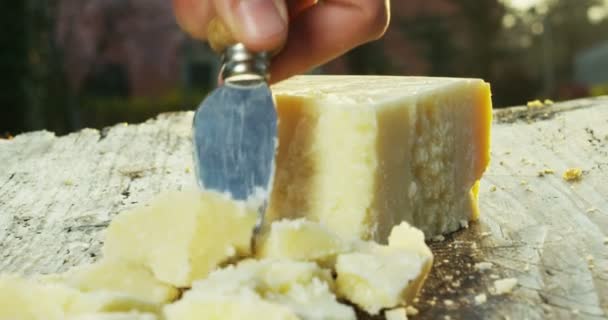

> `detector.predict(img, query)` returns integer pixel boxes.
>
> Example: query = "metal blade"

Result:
[192,80,278,212]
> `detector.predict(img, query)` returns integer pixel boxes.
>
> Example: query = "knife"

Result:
[192,17,278,231]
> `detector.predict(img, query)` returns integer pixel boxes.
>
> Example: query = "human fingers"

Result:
[172,0,215,40]
[270,0,390,83]
[212,0,289,52]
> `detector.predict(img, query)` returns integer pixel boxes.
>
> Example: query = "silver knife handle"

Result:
[221,43,270,83]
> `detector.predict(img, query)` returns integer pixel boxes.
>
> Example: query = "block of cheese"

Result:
[40,259,179,304]
[164,259,355,320]
[335,221,433,315]
[102,190,258,287]
[0,275,160,319]
[256,218,351,267]
[269,76,492,240]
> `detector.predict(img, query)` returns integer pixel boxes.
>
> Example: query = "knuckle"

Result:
[360,0,390,41]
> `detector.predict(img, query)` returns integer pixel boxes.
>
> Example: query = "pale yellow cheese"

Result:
[102,190,258,287]
[256,218,351,267]
[40,259,178,304]
[67,313,157,320]
[269,76,492,240]
[334,221,433,315]
[385,308,408,320]
[164,259,355,320]
[0,275,160,319]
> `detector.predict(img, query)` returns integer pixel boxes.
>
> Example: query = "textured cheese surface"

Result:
[40,259,178,304]
[384,308,408,320]
[102,190,257,287]
[164,259,355,320]
[269,75,492,240]
[335,222,433,315]
[256,218,351,267]
[67,313,157,320]
[0,275,161,319]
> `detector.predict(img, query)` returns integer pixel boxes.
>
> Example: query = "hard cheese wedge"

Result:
[41,259,178,304]
[164,259,355,320]
[102,190,258,287]
[335,221,433,315]
[256,218,351,267]
[269,76,492,240]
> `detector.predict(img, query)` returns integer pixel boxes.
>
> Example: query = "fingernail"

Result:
[236,0,287,40]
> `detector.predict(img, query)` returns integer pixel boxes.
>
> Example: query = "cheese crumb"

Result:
[443,299,454,307]
[493,278,518,295]
[63,179,75,186]
[474,262,493,271]
[432,235,445,242]
[474,293,487,305]
[586,254,594,262]
[544,99,554,105]
[405,306,419,316]
[480,232,492,237]
[385,308,408,320]
[459,220,469,229]
[527,99,544,108]
[537,168,554,177]
[586,207,597,213]
[489,185,497,192]
[562,168,583,182]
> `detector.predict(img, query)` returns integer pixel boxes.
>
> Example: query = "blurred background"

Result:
[1,0,608,136]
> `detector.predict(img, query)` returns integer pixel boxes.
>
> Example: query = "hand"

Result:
[172,0,390,84]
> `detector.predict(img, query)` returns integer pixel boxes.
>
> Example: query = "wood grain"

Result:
[1,97,607,319]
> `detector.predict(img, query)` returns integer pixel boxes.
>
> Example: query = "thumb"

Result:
[213,0,288,52]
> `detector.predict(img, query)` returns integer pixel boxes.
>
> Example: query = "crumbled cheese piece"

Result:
[474,262,493,271]
[543,99,554,105]
[586,207,598,213]
[443,299,454,307]
[184,167,191,173]
[527,99,544,108]
[385,308,408,320]
[405,306,419,316]
[431,235,445,242]
[489,185,497,192]
[562,168,583,182]
[480,232,492,237]
[524,263,530,271]
[493,278,518,295]
[537,168,554,177]
[474,293,487,305]
[519,180,528,185]
[459,220,469,229]
[586,254,594,262]
[63,179,75,186]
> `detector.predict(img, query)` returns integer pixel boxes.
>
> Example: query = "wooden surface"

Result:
[1,97,607,319]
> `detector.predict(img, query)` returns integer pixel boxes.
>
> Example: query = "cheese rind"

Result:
[269,76,492,240]
[102,190,258,287]
[335,222,433,315]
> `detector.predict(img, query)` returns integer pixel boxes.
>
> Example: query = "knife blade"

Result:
[193,19,278,229]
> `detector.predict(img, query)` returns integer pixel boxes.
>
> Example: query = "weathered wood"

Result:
[1,96,607,319]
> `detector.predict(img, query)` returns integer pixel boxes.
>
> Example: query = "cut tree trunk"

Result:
[1,97,607,320]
